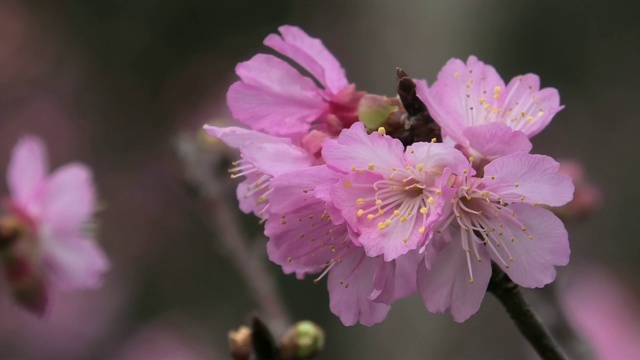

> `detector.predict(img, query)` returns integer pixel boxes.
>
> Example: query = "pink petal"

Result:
[418,233,491,322]
[403,141,471,176]
[40,164,96,233]
[416,79,467,146]
[322,122,404,176]
[392,251,421,300]
[7,135,48,208]
[493,203,569,288]
[202,125,293,149]
[482,152,574,207]
[264,25,348,95]
[266,166,348,278]
[421,56,506,145]
[369,259,396,304]
[265,203,350,278]
[268,165,336,214]
[327,250,391,326]
[227,54,326,135]
[235,174,265,216]
[240,141,314,177]
[42,235,109,290]
[462,122,532,159]
[502,74,563,137]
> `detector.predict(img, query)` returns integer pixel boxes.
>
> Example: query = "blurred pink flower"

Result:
[2,135,108,313]
[418,152,574,322]
[416,56,563,162]
[111,322,220,360]
[560,268,640,360]
[227,25,363,137]
[554,160,603,220]
[322,122,469,261]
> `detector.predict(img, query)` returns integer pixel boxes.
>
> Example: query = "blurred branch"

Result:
[488,264,568,360]
[175,132,290,335]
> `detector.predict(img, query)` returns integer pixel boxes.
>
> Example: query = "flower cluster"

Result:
[0,136,108,314]
[206,25,574,325]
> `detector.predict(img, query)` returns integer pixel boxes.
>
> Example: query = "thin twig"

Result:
[175,133,291,335]
[488,264,568,360]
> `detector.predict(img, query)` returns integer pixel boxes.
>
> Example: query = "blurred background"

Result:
[0,1,638,359]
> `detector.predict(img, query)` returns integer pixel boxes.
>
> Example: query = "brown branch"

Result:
[488,264,568,360]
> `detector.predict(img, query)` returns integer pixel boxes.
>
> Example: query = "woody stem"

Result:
[488,264,568,360]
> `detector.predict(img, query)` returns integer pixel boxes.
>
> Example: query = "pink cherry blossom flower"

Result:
[203,125,315,219]
[416,56,563,161]
[322,122,470,261]
[2,136,108,312]
[265,165,419,326]
[227,25,363,137]
[418,151,574,322]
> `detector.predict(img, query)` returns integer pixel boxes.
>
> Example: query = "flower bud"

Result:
[358,94,401,131]
[279,321,325,360]
[228,325,252,360]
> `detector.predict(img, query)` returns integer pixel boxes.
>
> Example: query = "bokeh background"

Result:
[0,1,638,359]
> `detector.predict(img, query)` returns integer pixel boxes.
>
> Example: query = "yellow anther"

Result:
[526,116,534,123]
[469,156,475,162]
[515,183,520,188]
[405,166,411,170]
[356,209,365,217]
[367,214,375,220]
[351,166,356,172]
[287,257,293,263]
[375,199,383,206]
[469,279,475,284]
[356,198,364,205]
[400,216,407,222]
[533,202,539,206]
[377,222,386,230]
[491,175,496,180]
[419,226,425,234]
[493,86,502,99]
[378,209,384,215]
[368,163,375,170]
[344,180,352,189]
[427,197,435,204]
[393,210,401,217]
[522,226,527,232]
[520,196,525,201]
[402,237,408,243]
[510,237,515,242]
[420,207,429,214]
[454,71,460,77]
[509,256,515,262]
[384,219,391,226]
[431,138,437,143]
[463,169,468,174]
[377,127,386,135]
[417,164,425,171]
[435,189,442,195]
[528,235,534,240]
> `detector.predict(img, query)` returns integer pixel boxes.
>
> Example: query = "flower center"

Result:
[355,165,442,239]
[440,178,535,283]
